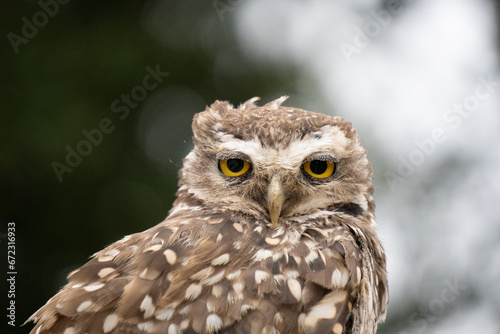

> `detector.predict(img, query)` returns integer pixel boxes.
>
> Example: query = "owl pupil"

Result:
[310,160,327,174]
[227,159,244,172]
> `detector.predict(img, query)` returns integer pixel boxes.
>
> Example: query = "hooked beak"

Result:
[267,174,284,228]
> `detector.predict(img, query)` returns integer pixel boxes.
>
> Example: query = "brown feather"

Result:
[28,97,388,334]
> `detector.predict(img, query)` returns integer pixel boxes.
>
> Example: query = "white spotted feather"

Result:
[28,97,388,334]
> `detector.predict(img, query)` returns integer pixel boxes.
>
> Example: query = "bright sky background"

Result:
[234,0,500,332]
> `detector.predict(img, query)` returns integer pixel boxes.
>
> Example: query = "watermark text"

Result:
[6,222,16,327]
[51,64,169,182]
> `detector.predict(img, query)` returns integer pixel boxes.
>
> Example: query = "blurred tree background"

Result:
[2,0,500,333]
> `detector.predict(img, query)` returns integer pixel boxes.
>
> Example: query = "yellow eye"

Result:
[303,160,335,178]
[219,159,251,177]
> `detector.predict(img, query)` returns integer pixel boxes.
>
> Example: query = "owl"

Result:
[28,97,388,334]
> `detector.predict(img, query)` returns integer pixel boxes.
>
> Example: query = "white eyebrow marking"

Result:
[218,125,348,169]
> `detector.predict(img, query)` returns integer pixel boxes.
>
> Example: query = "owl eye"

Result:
[303,160,336,178]
[219,159,251,177]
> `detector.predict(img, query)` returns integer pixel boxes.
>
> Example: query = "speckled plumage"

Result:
[29,97,388,334]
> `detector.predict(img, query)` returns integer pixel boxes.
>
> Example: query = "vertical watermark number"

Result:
[6,222,16,327]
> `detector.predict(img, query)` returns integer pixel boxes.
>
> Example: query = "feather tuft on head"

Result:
[240,97,261,110]
[263,96,289,109]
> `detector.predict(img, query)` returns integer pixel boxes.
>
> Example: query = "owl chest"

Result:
[154,220,359,333]
[175,219,354,302]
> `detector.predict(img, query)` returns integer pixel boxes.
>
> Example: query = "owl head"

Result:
[177,97,374,227]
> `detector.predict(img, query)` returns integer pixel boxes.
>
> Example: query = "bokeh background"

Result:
[1,0,500,333]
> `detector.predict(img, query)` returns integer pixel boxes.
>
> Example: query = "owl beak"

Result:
[267,174,284,228]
